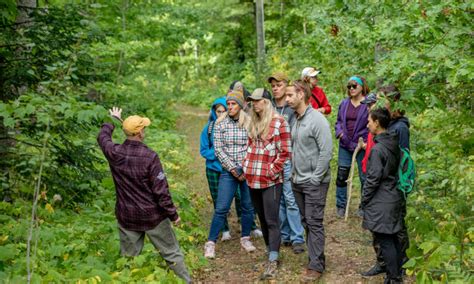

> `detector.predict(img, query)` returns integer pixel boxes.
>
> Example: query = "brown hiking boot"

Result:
[302,268,322,281]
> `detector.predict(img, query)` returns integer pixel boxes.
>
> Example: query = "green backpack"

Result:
[398,147,416,199]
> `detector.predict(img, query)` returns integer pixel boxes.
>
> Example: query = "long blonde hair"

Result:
[248,99,276,140]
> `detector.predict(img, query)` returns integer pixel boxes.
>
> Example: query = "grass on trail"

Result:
[177,105,413,283]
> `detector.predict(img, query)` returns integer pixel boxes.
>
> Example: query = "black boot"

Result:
[361,263,386,277]
[383,277,403,284]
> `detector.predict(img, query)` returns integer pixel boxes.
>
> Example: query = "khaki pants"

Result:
[119,218,191,283]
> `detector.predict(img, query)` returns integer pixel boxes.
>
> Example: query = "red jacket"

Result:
[309,86,332,114]
[362,132,375,174]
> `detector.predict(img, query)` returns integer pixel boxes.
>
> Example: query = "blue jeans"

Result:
[279,161,305,244]
[336,145,366,209]
[208,171,254,242]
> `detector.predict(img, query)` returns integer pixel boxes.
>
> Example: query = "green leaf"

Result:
[0,244,17,261]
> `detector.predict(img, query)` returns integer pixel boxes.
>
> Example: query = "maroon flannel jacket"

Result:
[97,123,178,231]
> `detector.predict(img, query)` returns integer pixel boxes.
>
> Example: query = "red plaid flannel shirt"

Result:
[243,116,291,189]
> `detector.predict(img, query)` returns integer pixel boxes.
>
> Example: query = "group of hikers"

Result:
[97,66,411,284]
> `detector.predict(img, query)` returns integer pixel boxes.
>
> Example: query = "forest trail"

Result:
[176,104,401,283]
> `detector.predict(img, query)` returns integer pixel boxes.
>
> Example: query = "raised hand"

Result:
[109,107,123,122]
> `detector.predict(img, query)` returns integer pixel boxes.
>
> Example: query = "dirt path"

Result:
[176,105,392,283]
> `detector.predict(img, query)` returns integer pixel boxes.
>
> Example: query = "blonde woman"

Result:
[243,88,291,280]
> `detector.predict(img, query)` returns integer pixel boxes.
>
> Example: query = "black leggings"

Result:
[372,231,403,281]
[373,202,410,266]
[250,184,282,253]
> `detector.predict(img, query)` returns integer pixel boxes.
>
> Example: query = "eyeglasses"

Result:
[347,84,358,90]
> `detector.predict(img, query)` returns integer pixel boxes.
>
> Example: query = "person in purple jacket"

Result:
[334,76,370,218]
[97,107,191,283]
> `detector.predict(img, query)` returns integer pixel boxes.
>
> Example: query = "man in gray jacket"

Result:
[285,80,333,281]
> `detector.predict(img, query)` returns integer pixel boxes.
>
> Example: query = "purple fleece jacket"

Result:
[335,98,369,151]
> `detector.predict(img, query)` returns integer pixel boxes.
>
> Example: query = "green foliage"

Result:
[403,109,473,282]
[0,1,208,281]
[0,0,472,282]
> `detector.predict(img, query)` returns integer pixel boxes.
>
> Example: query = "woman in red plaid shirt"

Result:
[243,88,291,280]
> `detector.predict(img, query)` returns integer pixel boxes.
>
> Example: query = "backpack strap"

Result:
[207,121,215,146]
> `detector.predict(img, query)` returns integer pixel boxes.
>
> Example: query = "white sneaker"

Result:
[204,241,215,259]
[251,229,263,238]
[240,236,256,252]
[221,231,232,241]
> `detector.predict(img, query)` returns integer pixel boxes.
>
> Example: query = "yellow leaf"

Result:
[63,253,69,261]
[188,236,195,242]
[145,274,155,281]
[95,276,101,282]
[131,268,141,274]
[45,203,54,213]
[0,235,8,243]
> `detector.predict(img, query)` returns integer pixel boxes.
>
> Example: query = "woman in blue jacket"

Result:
[200,97,241,241]
[334,75,370,218]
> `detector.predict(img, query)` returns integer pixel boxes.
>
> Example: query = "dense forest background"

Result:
[0,0,472,282]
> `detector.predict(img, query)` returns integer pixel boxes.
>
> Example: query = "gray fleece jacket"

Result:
[291,106,333,185]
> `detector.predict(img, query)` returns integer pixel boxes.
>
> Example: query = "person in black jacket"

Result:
[362,85,411,277]
[361,107,403,284]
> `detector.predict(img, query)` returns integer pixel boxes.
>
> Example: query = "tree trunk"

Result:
[1,1,37,201]
[255,0,265,84]
[279,0,284,47]
[116,0,128,82]
[15,0,36,27]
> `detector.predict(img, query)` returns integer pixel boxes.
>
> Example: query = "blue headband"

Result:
[348,76,363,86]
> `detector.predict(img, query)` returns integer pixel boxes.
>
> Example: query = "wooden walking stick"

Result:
[345,137,365,221]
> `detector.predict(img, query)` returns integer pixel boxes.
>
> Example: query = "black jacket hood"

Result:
[374,131,400,155]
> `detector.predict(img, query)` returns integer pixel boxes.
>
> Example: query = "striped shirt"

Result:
[243,116,291,189]
[214,116,248,172]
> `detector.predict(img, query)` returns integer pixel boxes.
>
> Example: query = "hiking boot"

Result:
[384,277,403,284]
[221,231,231,241]
[361,263,386,277]
[204,241,215,259]
[240,236,256,252]
[302,268,322,281]
[251,228,263,238]
[282,240,292,247]
[336,207,345,218]
[260,260,278,280]
[292,243,305,254]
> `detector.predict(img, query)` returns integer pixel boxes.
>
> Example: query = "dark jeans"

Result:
[208,171,254,242]
[293,182,329,272]
[373,231,403,281]
[206,168,242,232]
[336,145,365,209]
[250,184,282,256]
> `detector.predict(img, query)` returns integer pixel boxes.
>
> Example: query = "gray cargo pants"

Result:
[292,182,329,273]
[119,218,191,283]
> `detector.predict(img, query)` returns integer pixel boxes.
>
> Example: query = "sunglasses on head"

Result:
[347,84,358,90]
